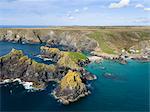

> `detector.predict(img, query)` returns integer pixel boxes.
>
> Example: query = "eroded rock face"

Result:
[0,29,99,51]
[0,49,56,89]
[50,31,99,52]
[40,46,90,70]
[0,48,96,104]
[0,30,41,44]
[40,46,61,62]
[52,70,89,104]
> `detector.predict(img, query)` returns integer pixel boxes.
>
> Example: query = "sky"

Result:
[0,0,150,26]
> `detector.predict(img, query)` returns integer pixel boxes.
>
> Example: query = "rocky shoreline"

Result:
[90,51,150,64]
[0,27,150,104]
[0,45,96,104]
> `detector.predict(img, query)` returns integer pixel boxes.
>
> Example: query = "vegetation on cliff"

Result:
[0,26,150,105]
[0,49,56,89]
[1,27,150,55]
[0,48,95,104]
[60,70,83,89]
[88,29,150,54]
[40,46,89,69]
[53,70,88,104]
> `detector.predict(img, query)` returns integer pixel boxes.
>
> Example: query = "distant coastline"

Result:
[0,25,50,28]
[0,25,150,29]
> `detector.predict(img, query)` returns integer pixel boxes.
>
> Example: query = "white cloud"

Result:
[135,4,144,8]
[68,16,75,20]
[83,7,88,11]
[135,3,150,12]
[134,18,150,23]
[74,9,80,13]
[144,8,150,11]
[109,0,130,8]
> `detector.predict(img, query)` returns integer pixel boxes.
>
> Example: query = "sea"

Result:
[0,41,149,111]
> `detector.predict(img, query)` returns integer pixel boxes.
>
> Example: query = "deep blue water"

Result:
[0,41,149,111]
[0,41,52,65]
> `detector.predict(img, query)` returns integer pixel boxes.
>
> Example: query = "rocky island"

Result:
[0,26,150,104]
[0,45,95,104]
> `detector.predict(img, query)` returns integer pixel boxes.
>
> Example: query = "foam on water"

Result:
[21,82,34,90]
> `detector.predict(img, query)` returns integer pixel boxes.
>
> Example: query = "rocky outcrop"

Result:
[45,31,99,52]
[52,70,90,104]
[0,29,99,51]
[40,46,61,62]
[0,48,96,104]
[0,49,57,89]
[0,30,41,44]
[40,46,90,70]
[1,27,150,54]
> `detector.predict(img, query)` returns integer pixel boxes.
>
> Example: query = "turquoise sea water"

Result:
[0,41,149,111]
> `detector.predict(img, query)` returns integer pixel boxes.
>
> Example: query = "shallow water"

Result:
[0,41,149,111]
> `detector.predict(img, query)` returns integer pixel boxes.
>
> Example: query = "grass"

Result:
[60,70,82,89]
[88,31,115,54]
[87,30,150,54]
[58,52,88,70]
[68,52,88,62]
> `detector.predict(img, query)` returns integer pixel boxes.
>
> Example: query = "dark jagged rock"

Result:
[0,29,99,51]
[0,49,57,89]
[0,48,96,104]
[131,56,150,62]
[40,46,90,70]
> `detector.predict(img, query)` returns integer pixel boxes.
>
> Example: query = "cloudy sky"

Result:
[0,0,149,26]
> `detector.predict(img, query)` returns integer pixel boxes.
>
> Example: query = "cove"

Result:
[0,41,149,111]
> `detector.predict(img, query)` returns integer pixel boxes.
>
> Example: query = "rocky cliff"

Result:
[40,46,89,70]
[0,27,150,54]
[0,26,150,104]
[0,29,99,52]
[52,70,89,104]
[0,49,57,89]
[0,48,96,104]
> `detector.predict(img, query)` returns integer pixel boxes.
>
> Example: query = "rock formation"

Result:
[1,26,150,104]
[0,29,99,51]
[52,70,89,104]
[0,49,56,89]
[0,48,96,104]
[1,27,150,55]
[40,46,90,70]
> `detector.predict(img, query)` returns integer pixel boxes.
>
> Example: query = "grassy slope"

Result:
[68,52,88,62]
[87,28,150,54]
[1,27,150,54]
[88,31,115,54]
[58,51,88,70]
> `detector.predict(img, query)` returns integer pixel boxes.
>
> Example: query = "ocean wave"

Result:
[0,78,35,90]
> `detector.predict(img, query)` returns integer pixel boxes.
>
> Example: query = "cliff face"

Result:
[53,70,89,104]
[0,48,96,104]
[40,46,89,70]
[0,27,150,104]
[0,29,99,52]
[0,27,150,54]
[0,49,56,89]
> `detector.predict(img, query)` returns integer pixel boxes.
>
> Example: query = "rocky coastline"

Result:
[90,51,150,64]
[0,28,149,62]
[0,46,96,104]
[0,27,150,104]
